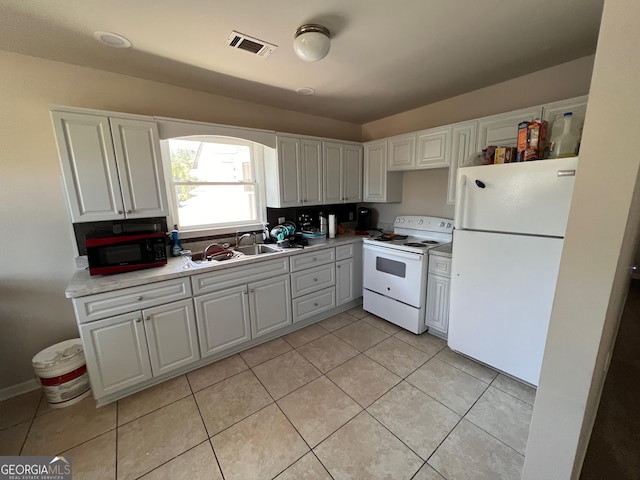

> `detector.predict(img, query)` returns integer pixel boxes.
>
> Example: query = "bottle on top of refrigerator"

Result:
[548,112,580,158]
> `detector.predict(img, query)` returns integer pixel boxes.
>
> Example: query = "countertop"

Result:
[429,243,452,257]
[65,234,365,299]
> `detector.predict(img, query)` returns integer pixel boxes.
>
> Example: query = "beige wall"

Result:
[0,51,361,391]
[522,0,640,478]
[362,56,595,225]
[361,55,595,141]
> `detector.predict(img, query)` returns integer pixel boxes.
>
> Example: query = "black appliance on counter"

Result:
[356,207,372,231]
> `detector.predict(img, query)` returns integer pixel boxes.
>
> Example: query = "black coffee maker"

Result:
[356,207,371,231]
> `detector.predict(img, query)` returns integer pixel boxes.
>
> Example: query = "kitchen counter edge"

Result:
[65,235,365,299]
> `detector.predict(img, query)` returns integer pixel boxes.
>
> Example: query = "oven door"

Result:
[363,244,426,307]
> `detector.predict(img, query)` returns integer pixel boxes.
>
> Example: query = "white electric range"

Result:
[362,215,453,334]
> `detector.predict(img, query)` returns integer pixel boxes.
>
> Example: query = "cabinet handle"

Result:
[126,209,132,214]
[250,289,255,293]
[312,257,317,261]
[135,318,141,323]
[313,278,318,282]
[118,210,124,215]
[314,302,319,307]
[337,265,341,269]
[145,316,151,321]
[243,291,248,295]
[137,296,144,301]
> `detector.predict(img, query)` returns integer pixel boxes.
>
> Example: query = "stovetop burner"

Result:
[404,242,427,247]
[374,237,393,242]
[422,240,439,245]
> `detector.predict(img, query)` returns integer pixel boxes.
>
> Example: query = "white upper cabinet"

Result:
[447,121,477,204]
[51,110,167,223]
[267,135,323,207]
[363,139,403,203]
[476,106,543,151]
[416,126,451,169]
[323,141,363,204]
[387,133,416,171]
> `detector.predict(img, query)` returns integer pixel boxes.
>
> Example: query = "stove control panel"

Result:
[394,216,453,234]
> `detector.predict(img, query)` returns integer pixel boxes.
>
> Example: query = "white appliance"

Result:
[448,156,578,386]
[363,216,453,334]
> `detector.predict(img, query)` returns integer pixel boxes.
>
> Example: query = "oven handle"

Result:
[363,243,424,261]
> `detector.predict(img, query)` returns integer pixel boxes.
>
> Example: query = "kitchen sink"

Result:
[234,244,281,256]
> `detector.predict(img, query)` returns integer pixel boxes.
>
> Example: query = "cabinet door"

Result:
[343,145,363,203]
[276,136,302,207]
[194,285,251,358]
[110,118,168,219]
[300,139,323,205]
[336,258,355,306]
[476,106,542,151]
[387,134,416,171]
[416,126,451,169]
[249,274,292,338]
[143,299,199,376]
[542,95,589,140]
[364,140,402,203]
[79,311,152,398]
[323,141,343,204]
[51,111,125,222]
[425,273,450,338]
[447,121,477,204]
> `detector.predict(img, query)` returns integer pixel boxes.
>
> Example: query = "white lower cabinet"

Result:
[194,285,251,358]
[79,298,198,398]
[426,255,452,339]
[248,275,293,338]
[336,243,362,306]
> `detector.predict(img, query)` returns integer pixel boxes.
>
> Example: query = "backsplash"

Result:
[267,204,358,231]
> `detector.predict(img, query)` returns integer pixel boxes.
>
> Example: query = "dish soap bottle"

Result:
[170,225,182,257]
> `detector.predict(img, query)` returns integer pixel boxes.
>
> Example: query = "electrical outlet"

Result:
[349,212,354,221]
[278,216,285,224]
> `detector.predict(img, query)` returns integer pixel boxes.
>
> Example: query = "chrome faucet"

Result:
[235,231,256,247]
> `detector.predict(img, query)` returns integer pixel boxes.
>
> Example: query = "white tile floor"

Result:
[0,306,536,480]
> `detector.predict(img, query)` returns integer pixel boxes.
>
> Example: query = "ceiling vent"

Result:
[226,31,277,58]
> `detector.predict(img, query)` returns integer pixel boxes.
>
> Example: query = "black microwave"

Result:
[86,232,167,276]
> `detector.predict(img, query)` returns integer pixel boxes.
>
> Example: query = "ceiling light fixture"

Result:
[296,87,315,96]
[293,24,330,62]
[94,31,131,48]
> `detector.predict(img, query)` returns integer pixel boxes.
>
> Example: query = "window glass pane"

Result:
[169,139,252,183]
[175,185,257,227]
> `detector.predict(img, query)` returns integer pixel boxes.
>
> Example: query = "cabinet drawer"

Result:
[290,248,335,272]
[73,278,191,324]
[291,264,335,298]
[428,255,452,277]
[336,243,356,260]
[292,287,336,323]
[192,257,289,295]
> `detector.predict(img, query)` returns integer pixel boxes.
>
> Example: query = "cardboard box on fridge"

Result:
[494,147,516,164]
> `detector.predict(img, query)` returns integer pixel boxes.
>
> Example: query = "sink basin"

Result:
[190,250,235,262]
[234,244,281,256]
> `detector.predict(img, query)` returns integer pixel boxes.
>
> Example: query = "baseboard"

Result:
[0,378,40,402]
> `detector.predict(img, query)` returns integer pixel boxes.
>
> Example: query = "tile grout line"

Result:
[489,375,537,406]
[17,392,42,455]
[129,439,211,480]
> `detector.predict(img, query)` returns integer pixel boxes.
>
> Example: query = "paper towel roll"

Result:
[329,214,336,238]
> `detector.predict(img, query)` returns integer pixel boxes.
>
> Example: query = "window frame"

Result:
[161,136,267,239]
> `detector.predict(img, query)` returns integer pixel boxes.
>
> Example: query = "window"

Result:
[165,136,265,235]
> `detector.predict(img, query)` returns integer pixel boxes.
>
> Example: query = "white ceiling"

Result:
[0,0,604,124]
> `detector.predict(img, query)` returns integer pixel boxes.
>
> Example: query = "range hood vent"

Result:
[226,31,277,58]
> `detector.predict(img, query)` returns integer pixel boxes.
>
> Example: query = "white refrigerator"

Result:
[448,156,578,386]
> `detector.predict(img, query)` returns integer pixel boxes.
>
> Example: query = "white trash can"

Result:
[32,339,91,408]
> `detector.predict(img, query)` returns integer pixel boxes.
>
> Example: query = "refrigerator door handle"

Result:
[557,169,576,177]
[455,174,467,229]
